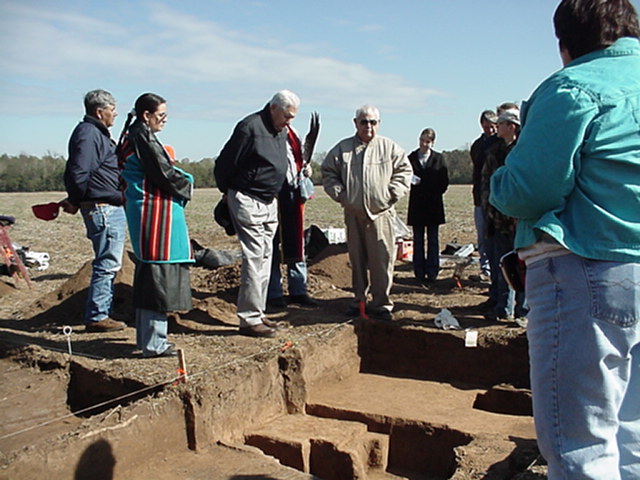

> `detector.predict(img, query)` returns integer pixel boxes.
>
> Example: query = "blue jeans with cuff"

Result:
[136,308,170,357]
[80,204,126,324]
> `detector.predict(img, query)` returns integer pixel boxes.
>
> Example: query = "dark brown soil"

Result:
[0,242,546,479]
[0,187,545,479]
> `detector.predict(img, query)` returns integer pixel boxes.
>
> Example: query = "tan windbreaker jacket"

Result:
[321,135,412,220]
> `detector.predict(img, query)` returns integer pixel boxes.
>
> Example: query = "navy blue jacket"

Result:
[214,104,287,203]
[64,115,122,206]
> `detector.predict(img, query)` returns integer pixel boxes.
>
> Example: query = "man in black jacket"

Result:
[214,90,299,338]
[469,110,498,281]
[61,89,127,333]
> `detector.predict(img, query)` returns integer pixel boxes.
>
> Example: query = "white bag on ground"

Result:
[434,308,461,330]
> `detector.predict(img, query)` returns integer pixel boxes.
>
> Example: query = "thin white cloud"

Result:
[0,2,442,119]
[358,24,384,33]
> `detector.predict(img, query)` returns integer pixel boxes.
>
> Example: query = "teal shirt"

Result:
[490,37,640,262]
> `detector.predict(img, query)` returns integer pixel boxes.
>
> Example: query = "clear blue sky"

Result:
[2,0,639,161]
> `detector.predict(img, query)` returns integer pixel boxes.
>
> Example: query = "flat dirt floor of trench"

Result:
[0,187,547,479]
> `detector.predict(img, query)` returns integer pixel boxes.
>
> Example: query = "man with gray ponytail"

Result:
[62,89,127,333]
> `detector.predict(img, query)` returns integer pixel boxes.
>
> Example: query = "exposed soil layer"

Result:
[0,242,546,479]
[0,186,546,479]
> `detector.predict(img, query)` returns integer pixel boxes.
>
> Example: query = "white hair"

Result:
[269,90,300,110]
[354,104,380,120]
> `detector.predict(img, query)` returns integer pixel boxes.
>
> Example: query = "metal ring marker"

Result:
[63,326,73,356]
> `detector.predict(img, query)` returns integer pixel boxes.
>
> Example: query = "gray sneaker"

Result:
[514,317,528,328]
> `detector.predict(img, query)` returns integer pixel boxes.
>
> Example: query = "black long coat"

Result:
[407,149,449,226]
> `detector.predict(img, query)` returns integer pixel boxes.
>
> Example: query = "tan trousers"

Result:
[344,209,395,312]
[228,189,278,327]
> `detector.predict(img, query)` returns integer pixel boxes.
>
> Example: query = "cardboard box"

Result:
[323,227,346,244]
[396,239,413,262]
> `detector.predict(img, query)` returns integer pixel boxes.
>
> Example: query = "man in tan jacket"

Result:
[322,105,412,320]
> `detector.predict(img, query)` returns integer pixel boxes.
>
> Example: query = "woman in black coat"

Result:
[407,128,449,282]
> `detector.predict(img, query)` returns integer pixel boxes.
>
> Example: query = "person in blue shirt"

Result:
[62,90,127,333]
[490,1,640,478]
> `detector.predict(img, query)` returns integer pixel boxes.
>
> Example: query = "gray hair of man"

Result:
[84,89,116,116]
[354,104,380,120]
[269,89,300,110]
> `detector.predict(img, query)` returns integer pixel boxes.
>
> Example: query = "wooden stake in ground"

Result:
[177,349,188,384]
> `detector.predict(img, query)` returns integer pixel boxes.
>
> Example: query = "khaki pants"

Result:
[228,189,278,327]
[344,209,395,312]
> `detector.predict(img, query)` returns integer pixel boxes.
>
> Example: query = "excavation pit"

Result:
[0,317,539,480]
[0,201,545,479]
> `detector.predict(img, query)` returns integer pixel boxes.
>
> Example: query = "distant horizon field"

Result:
[0,185,476,264]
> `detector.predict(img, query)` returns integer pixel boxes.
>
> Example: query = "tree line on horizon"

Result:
[0,149,472,192]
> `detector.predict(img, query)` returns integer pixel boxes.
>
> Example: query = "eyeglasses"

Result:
[359,119,379,126]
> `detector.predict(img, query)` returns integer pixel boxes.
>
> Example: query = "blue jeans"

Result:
[490,231,527,318]
[80,204,126,324]
[526,252,640,479]
[268,257,308,298]
[474,206,491,276]
[135,308,170,356]
[412,224,440,281]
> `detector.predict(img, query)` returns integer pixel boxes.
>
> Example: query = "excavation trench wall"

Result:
[1,321,531,479]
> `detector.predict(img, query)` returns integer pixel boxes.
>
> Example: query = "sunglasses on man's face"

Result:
[359,119,379,126]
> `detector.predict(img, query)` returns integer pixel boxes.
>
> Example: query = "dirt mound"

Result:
[4,243,354,334]
[0,279,17,297]
[308,243,351,289]
[11,252,136,330]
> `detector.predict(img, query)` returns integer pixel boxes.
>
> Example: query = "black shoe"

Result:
[478,299,497,311]
[371,310,393,321]
[267,297,287,310]
[239,324,276,338]
[288,294,319,307]
[345,305,360,317]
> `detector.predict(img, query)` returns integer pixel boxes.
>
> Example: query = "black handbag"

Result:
[213,198,235,236]
[499,250,526,292]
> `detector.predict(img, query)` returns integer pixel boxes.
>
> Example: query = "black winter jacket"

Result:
[469,133,499,207]
[64,116,123,206]
[407,149,449,226]
[214,104,287,203]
